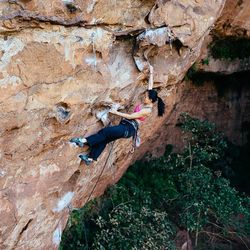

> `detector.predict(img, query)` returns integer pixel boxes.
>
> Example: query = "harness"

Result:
[121,118,140,153]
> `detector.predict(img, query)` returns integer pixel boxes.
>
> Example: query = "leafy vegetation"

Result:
[185,63,198,81]
[60,113,250,250]
[184,37,250,85]
[209,37,250,60]
[201,58,209,65]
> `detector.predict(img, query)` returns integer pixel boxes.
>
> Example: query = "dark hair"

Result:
[147,89,165,116]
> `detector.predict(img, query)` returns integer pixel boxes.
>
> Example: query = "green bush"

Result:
[94,205,175,250]
[174,113,250,239]
[60,113,250,249]
[210,37,250,60]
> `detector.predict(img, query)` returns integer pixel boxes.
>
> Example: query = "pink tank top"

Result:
[133,104,146,122]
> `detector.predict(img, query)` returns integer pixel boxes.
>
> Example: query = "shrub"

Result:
[94,205,175,250]
[209,37,250,60]
[60,114,250,249]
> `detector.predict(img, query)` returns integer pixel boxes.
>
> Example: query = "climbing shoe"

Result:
[70,137,87,147]
[79,154,93,166]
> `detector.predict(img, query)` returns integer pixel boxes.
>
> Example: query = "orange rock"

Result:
[2,0,249,249]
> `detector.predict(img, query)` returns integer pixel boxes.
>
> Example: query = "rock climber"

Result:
[70,65,165,165]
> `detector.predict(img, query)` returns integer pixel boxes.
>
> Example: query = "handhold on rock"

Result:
[57,107,70,120]
[20,0,32,2]
[55,102,71,123]
[95,103,121,126]
[96,109,110,126]
[63,0,79,13]
[133,27,175,72]
[66,3,77,13]
[136,27,174,48]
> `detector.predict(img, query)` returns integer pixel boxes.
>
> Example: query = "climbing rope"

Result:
[82,140,115,249]
[68,116,116,248]
[86,142,115,205]
[66,140,115,248]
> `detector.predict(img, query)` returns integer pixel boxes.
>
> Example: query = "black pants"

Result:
[86,122,135,160]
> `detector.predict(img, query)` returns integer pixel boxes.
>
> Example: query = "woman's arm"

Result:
[148,64,154,90]
[110,108,151,120]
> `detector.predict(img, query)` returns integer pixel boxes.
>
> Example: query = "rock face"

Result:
[214,0,250,37]
[2,0,246,249]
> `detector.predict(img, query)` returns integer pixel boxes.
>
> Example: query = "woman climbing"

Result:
[70,65,165,165]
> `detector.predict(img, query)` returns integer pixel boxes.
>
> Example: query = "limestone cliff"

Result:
[2,0,248,249]
[214,0,250,37]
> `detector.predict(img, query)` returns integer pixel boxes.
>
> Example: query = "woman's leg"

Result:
[79,141,107,165]
[88,141,107,161]
[70,125,125,147]
[78,123,136,164]
[86,124,127,161]
[86,124,127,147]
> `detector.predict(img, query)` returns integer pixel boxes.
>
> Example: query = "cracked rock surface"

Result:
[0,0,242,249]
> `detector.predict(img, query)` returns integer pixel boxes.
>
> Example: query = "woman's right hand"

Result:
[109,109,119,115]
